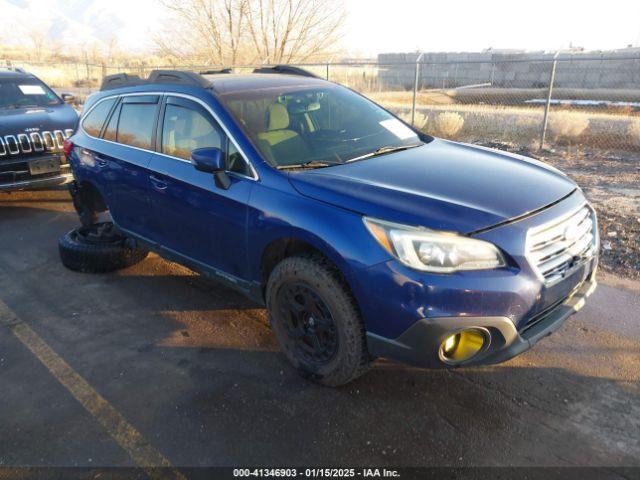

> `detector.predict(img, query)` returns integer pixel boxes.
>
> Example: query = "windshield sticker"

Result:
[19,85,46,95]
[379,119,416,140]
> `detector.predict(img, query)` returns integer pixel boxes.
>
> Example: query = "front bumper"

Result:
[353,189,599,367]
[366,267,597,368]
[0,155,72,192]
[0,172,73,192]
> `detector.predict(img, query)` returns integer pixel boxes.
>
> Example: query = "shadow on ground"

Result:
[0,192,638,468]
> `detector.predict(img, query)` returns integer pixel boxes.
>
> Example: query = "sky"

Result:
[343,0,640,56]
[1,0,639,55]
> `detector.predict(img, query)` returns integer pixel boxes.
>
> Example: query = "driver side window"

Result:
[160,97,252,177]
[161,102,222,160]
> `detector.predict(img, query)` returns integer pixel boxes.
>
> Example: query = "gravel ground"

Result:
[482,143,640,281]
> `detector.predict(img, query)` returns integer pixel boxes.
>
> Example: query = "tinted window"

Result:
[82,98,116,137]
[116,102,158,149]
[0,79,61,109]
[161,103,222,160]
[103,102,120,142]
[220,85,422,167]
[227,141,249,176]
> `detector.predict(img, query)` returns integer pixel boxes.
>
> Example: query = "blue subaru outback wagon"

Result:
[60,67,598,386]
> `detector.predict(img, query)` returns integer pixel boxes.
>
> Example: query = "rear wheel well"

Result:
[71,181,108,227]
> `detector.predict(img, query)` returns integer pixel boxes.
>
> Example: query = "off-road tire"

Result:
[59,225,148,273]
[266,255,370,386]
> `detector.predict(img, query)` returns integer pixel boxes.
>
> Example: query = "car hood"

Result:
[0,104,78,135]
[288,139,577,233]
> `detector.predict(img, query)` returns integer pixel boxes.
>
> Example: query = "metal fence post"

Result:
[411,52,424,126]
[539,52,560,150]
[326,62,330,80]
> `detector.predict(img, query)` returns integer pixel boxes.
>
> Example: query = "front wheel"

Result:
[266,255,370,387]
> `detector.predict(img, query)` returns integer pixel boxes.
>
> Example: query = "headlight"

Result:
[363,217,506,273]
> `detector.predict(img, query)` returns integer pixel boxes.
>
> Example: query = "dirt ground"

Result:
[480,143,640,281]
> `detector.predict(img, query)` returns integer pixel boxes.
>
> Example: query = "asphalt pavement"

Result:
[0,190,638,471]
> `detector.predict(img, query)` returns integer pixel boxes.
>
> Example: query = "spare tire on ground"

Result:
[59,223,149,273]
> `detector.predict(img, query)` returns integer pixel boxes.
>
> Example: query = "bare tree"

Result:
[245,0,344,64]
[27,31,47,61]
[155,0,345,65]
[16,14,52,62]
[157,0,249,64]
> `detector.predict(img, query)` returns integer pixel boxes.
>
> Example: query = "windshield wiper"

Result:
[346,143,423,163]
[277,159,344,170]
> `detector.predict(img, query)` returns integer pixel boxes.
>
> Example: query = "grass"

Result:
[369,92,640,151]
[369,88,640,105]
[627,119,640,146]
[548,111,590,140]
[433,112,465,138]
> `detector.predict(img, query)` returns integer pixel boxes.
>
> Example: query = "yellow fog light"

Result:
[439,328,489,364]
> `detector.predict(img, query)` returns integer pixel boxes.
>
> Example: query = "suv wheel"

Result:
[266,255,370,386]
[59,223,149,273]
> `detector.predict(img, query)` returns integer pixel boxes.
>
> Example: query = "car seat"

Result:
[257,103,310,165]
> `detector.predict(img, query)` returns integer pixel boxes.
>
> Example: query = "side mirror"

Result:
[190,147,230,189]
[61,93,75,105]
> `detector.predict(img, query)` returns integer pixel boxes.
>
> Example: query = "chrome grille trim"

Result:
[17,134,32,153]
[1,130,72,157]
[42,131,55,150]
[526,204,598,286]
[53,130,65,149]
[30,132,44,152]
[5,135,19,154]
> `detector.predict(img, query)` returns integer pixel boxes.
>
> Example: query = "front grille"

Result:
[520,294,569,334]
[526,205,597,286]
[0,129,73,158]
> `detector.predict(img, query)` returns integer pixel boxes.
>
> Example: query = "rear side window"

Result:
[103,103,120,142]
[116,99,159,149]
[82,98,116,137]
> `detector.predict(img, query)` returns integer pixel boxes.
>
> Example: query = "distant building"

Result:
[377,48,640,90]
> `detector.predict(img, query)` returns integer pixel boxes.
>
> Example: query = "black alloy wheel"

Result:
[277,282,339,366]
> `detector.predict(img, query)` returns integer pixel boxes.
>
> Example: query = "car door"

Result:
[96,94,161,238]
[147,95,255,280]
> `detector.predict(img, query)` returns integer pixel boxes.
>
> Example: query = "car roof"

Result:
[0,70,35,80]
[95,73,329,97]
[85,71,333,112]
[206,73,328,95]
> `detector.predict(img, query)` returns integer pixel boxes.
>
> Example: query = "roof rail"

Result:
[100,70,212,91]
[252,65,320,78]
[0,66,27,74]
[147,70,211,88]
[199,68,233,75]
[100,73,144,91]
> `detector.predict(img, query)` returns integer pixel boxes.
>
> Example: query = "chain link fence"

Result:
[4,55,640,156]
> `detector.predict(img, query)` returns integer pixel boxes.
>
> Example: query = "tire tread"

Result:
[266,254,370,386]
[58,228,148,273]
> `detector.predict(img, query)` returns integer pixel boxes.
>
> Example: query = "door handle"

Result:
[94,155,108,167]
[149,175,168,191]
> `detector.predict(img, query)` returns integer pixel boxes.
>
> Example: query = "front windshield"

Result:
[220,84,423,168]
[0,79,62,109]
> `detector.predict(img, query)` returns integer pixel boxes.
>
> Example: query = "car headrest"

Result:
[267,103,290,131]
